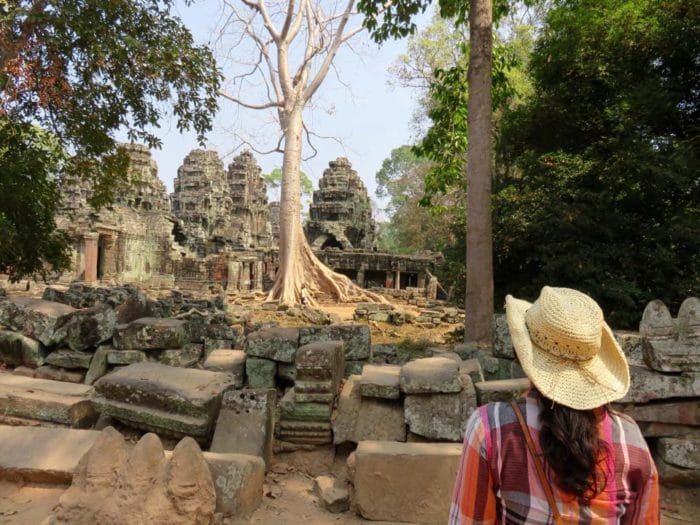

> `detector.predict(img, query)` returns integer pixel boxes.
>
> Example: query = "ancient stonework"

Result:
[305,158,375,251]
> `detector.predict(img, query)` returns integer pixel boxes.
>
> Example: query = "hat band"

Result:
[526,321,596,362]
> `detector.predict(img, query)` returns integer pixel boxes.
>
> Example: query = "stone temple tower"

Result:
[305,157,376,250]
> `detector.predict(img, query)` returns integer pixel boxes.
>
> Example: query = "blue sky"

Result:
[147,0,426,218]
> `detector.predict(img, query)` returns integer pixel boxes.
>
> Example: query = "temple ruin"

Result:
[53,145,441,299]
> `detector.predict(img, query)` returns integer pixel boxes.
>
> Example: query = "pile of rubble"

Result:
[353,302,464,326]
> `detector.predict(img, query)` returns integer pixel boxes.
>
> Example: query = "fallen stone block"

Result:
[355,397,406,442]
[204,349,246,387]
[344,360,365,377]
[0,373,96,427]
[157,344,203,368]
[84,345,110,385]
[299,324,370,360]
[94,362,237,441]
[210,389,276,469]
[404,390,474,442]
[639,299,676,339]
[351,441,462,524]
[636,422,700,438]
[400,357,461,394]
[0,329,48,367]
[53,303,116,351]
[622,366,699,403]
[616,331,644,366]
[657,437,700,470]
[113,317,189,350]
[677,297,700,340]
[617,400,700,426]
[34,365,86,384]
[654,453,700,486]
[280,388,332,421]
[246,357,277,388]
[296,340,345,381]
[360,364,401,399]
[313,475,349,513]
[0,425,100,483]
[0,297,76,346]
[493,314,515,359]
[642,339,700,373]
[106,349,147,365]
[474,378,530,405]
[206,452,265,517]
[246,327,299,363]
[45,348,93,370]
[460,358,484,384]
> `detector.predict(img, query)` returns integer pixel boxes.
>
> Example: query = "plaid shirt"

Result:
[449,391,659,524]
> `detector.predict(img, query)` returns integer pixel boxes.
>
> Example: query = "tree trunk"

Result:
[465,0,494,345]
[267,105,385,306]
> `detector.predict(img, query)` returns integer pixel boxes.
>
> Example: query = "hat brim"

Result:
[505,295,630,410]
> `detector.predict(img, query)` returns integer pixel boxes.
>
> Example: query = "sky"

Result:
[146,0,427,218]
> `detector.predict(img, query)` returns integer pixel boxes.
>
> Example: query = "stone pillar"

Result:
[241,262,251,291]
[228,261,241,291]
[83,233,99,283]
[417,273,426,289]
[356,267,366,288]
[395,270,401,290]
[255,261,264,291]
[101,236,117,279]
[385,271,394,289]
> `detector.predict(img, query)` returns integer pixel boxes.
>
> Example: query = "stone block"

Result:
[246,327,299,363]
[34,365,86,383]
[0,373,96,427]
[246,357,277,388]
[678,297,700,340]
[205,452,265,517]
[460,358,485,384]
[657,437,700,469]
[344,360,365,377]
[204,349,246,387]
[0,426,100,483]
[399,357,461,394]
[107,349,147,365]
[360,364,401,399]
[313,475,349,513]
[615,331,644,366]
[475,378,530,405]
[45,348,93,370]
[0,297,76,346]
[295,379,335,393]
[210,389,276,469]
[333,375,362,444]
[84,345,110,385]
[351,441,462,524]
[53,304,116,351]
[642,339,700,373]
[157,344,203,368]
[296,340,345,381]
[622,365,699,403]
[493,313,515,359]
[404,391,474,442]
[618,400,700,426]
[113,317,189,350]
[371,343,398,363]
[94,362,237,441]
[636,422,700,438]
[355,397,406,442]
[299,324,370,360]
[0,329,48,367]
[428,349,462,364]
[640,300,675,339]
[654,453,700,486]
[280,388,332,421]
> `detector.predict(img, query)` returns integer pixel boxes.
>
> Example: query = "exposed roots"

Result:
[267,240,387,306]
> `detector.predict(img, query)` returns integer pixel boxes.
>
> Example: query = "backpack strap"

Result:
[510,400,564,525]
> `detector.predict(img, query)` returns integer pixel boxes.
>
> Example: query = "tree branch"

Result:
[219,90,282,109]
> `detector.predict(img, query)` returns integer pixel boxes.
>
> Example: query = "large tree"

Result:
[0,0,220,280]
[216,0,385,305]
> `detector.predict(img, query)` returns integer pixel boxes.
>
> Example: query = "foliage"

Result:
[0,117,71,279]
[264,168,313,200]
[0,0,220,279]
[494,0,700,327]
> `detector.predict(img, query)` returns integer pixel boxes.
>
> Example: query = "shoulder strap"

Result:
[510,399,564,525]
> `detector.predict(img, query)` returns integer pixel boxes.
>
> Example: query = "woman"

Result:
[449,286,659,524]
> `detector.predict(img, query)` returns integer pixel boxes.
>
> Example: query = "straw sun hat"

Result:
[505,286,630,410]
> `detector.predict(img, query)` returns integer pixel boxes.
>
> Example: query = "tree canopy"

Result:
[0,0,220,280]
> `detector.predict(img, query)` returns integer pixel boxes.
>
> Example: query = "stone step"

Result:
[0,425,100,483]
[351,441,462,524]
[474,377,530,405]
[0,373,96,427]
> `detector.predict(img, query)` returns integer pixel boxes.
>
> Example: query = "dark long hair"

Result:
[537,391,610,501]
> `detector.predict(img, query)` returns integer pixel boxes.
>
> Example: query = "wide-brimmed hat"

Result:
[505,286,629,410]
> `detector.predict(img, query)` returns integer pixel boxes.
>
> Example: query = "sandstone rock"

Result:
[636,422,700,438]
[404,391,472,442]
[640,299,676,339]
[204,349,246,387]
[280,388,332,421]
[654,453,700,486]
[475,378,530,405]
[210,389,276,469]
[657,437,700,470]
[46,348,93,370]
[0,425,101,484]
[344,360,365,377]
[355,397,406,442]
[206,452,265,516]
[94,362,237,441]
[371,343,398,363]
[360,364,401,399]
[618,400,700,426]
[642,339,700,373]
[313,475,349,513]
[246,357,277,388]
[678,297,700,340]
[0,329,48,367]
[615,331,645,366]
[622,365,699,403]
[54,304,117,351]
[107,348,148,365]
[0,297,76,346]
[299,324,370,360]
[246,327,299,362]
[0,373,96,427]
[428,349,463,364]
[157,345,203,368]
[34,365,86,383]
[351,441,462,524]
[400,357,461,394]
[113,317,189,350]
[493,313,515,359]
[84,345,110,385]
[460,358,485,384]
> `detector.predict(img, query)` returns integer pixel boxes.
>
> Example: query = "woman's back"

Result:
[450,391,659,524]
